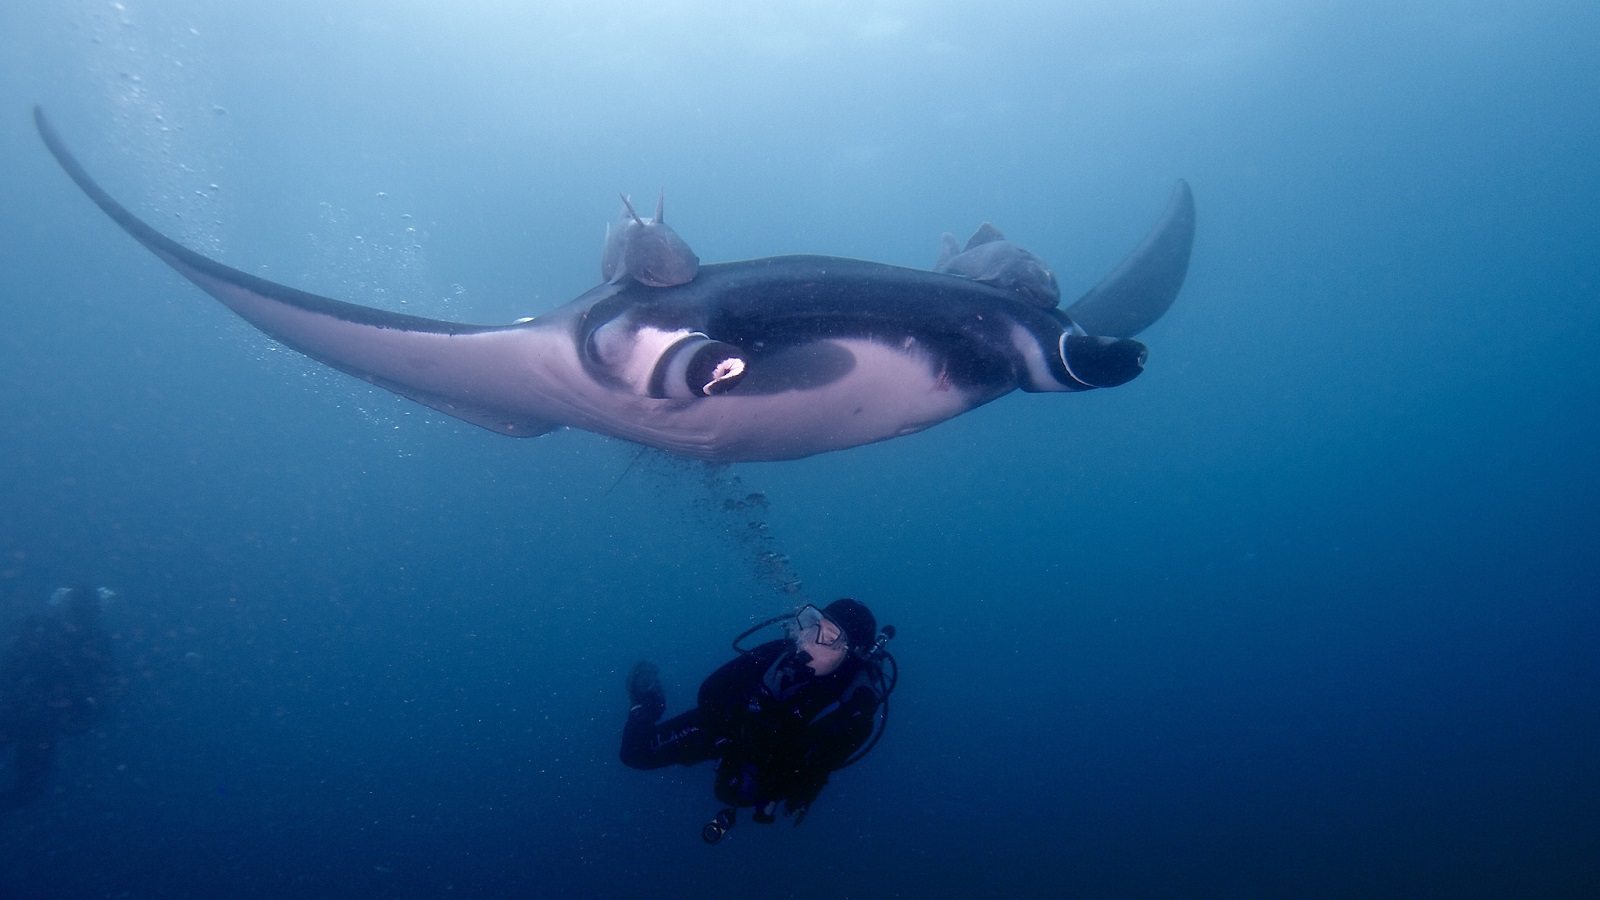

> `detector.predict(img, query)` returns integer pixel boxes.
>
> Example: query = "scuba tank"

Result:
[837,624,897,769]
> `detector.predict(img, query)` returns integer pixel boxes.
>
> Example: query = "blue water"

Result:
[2,2,1596,896]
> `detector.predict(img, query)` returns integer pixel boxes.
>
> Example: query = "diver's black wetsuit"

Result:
[620,639,880,815]
[0,591,123,809]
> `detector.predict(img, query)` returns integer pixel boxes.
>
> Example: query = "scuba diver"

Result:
[0,585,125,809]
[620,598,897,844]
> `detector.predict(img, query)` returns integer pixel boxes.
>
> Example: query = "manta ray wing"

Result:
[1065,179,1196,338]
[34,107,558,438]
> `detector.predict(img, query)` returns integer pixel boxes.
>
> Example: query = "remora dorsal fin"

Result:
[964,222,1006,251]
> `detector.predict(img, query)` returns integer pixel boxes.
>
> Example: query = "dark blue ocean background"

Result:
[2,2,1596,896]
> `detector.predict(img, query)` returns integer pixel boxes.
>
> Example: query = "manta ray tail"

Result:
[1065,180,1196,338]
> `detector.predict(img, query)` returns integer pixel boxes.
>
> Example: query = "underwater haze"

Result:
[2,1,1597,896]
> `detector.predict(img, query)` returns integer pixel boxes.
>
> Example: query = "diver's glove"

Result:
[783,776,824,825]
[626,660,666,722]
[784,796,811,825]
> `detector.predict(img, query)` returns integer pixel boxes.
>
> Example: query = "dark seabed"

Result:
[1,2,1596,897]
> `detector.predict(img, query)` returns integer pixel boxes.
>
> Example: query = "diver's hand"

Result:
[785,797,811,825]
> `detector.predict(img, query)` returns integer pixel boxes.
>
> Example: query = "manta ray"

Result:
[34,107,1195,462]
